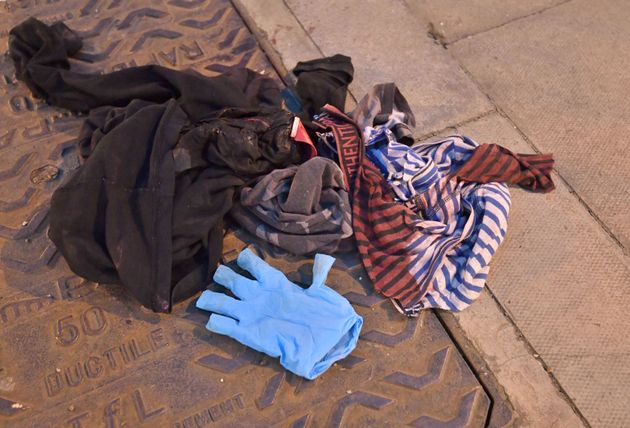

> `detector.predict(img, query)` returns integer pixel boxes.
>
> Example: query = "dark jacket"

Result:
[9,18,304,311]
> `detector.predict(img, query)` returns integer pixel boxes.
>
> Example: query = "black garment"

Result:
[9,18,281,118]
[10,18,302,312]
[293,54,354,123]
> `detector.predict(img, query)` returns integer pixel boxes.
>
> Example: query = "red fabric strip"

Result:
[453,143,555,192]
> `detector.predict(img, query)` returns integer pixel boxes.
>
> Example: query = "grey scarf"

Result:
[230,157,353,255]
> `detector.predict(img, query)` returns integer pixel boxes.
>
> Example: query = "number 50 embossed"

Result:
[55,307,108,346]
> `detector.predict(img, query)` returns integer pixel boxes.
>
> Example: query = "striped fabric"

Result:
[360,134,511,315]
[314,106,553,316]
[454,143,555,192]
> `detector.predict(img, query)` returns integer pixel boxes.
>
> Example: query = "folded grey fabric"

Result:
[350,83,416,145]
[231,157,353,255]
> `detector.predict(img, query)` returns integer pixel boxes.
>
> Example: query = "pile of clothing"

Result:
[8,18,554,379]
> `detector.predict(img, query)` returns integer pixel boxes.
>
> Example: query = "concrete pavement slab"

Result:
[405,0,568,44]
[231,0,321,83]
[456,113,630,427]
[284,0,494,136]
[450,0,630,253]
[450,290,585,428]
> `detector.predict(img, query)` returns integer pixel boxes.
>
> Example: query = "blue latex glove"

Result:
[196,248,363,380]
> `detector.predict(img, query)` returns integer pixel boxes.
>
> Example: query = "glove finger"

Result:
[196,290,246,320]
[213,265,260,300]
[237,248,283,283]
[207,314,240,336]
[311,253,335,289]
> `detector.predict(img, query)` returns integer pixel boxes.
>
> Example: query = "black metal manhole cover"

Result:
[0,1,511,426]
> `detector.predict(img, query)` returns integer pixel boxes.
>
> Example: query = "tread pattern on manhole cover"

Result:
[0,1,497,426]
